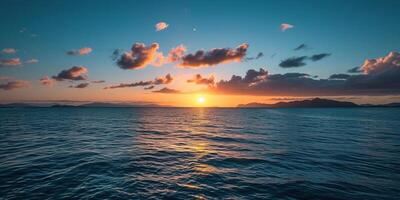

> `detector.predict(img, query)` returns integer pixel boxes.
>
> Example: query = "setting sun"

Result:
[197,96,206,104]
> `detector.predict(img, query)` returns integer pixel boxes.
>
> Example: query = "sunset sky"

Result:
[1,0,400,107]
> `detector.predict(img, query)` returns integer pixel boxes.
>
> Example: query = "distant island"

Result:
[0,102,166,108]
[1,98,400,108]
[238,98,400,108]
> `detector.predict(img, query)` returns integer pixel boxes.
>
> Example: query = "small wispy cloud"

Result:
[26,59,39,64]
[104,74,173,89]
[66,47,92,56]
[0,76,13,81]
[0,80,30,91]
[309,53,331,61]
[280,23,294,31]
[91,80,106,84]
[0,58,22,67]
[347,66,362,73]
[39,76,55,86]
[293,44,308,51]
[279,56,308,68]
[155,22,169,31]
[187,74,215,86]
[69,83,89,89]
[152,87,180,94]
[1,48,17,54]
[245,52,264,61]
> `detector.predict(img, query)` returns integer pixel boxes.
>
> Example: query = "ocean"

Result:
[0,107,399,199]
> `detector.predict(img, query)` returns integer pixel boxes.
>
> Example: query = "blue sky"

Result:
[1,0,400,105]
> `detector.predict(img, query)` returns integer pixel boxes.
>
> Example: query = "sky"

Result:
[0,0,400,107]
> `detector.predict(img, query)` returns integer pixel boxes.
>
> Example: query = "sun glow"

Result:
[196,96,206,105]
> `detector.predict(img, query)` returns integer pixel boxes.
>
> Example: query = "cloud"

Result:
[359,51,399,74]
[117,43,161,69]
[144,85,155,90]
[69,83,89,88]
[269,97,304,101]
[151,45,188,66]
[279,56,308,68]
[52,66,88,81]
[212,52,400,96]
[114,43,250,69]
[39,76,55,86]
[26,59,39,64]
[245,52,264,61]
[167,45,187,62]
[293,44,308,51]
[348,67,362,73]
[309,53,331,61]
[0,58,22,67]
[155,22,169,31]
[91,80,106,83]
[1,48,17,54]
[152,87,180,94]
[0,80,30,90]
[66,47,92,56]
[329,74,351,80]
[153,74,173,85]
[279,53,331,68]
[104,74,173,89]
[280,23,294,31]
[187,74,215,86]
[111,49,123,61]
[0,76,12,81]
[179,43,249,68]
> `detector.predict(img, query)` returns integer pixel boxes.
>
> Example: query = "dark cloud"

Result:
[348,67,362,73]
[0,80,30,90]
[245,52,264,61]
[152,87,180,94]
[179,43,248,68]
[153,74,173,85]
[104,74,173,89]
[269,97,304,101]
[187,74,215,86]
[279,56,308,68]
[69,83,89,88]
[213,52,400,96]
[91,80,106,83]
[279,53,331,68]
[114,43,249,69]
[329,74,351,80]
[52,66,88,81]
[111,49,123,61]
[309,53,331,61]
[293,44,308,51]
[116,43,161,69]
[144,85,155,90]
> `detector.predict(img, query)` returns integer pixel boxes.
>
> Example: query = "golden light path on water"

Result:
[131,108,265,196]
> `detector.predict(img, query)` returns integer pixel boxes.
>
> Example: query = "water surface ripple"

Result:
[1,108,399,199]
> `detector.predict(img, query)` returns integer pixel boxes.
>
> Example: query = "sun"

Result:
[197,96,206,104]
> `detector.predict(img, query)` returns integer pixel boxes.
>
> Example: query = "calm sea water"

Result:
[0,107,399,199]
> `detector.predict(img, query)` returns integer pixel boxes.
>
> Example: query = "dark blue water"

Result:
[0,108,399,199]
